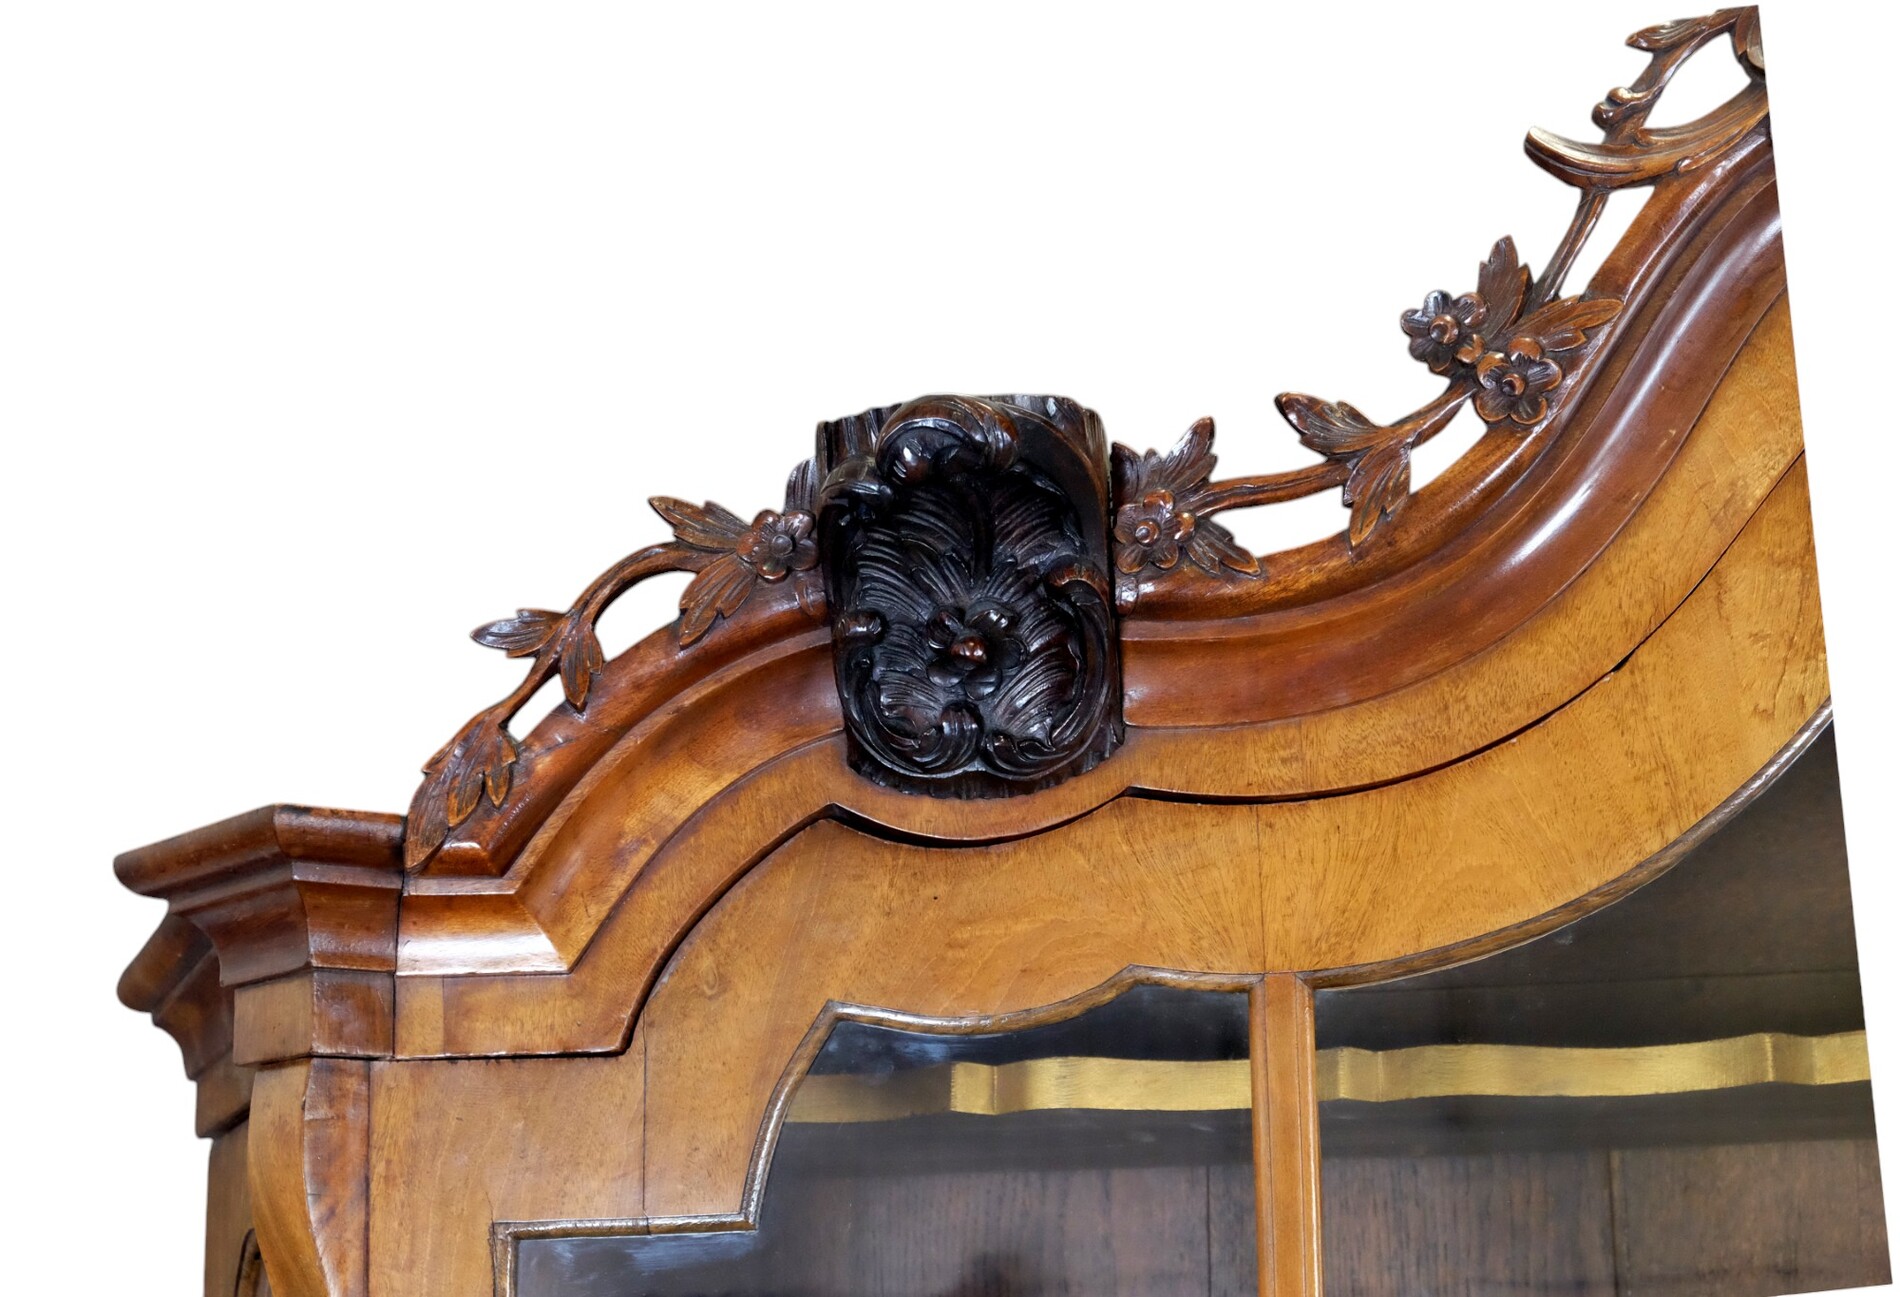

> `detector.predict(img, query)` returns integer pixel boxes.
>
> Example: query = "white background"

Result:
[3,3,1897,1292]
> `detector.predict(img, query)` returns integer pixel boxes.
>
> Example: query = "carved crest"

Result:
[816,396,1122,797]
[389,5,1771,867]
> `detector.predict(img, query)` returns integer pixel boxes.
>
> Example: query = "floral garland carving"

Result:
[1110,6,1765,603]
[1108,237,1623,595]
[1110,419,1259,584]
[1283,237,1621,547]
[404,465,821,871]
[401,7,1771,856]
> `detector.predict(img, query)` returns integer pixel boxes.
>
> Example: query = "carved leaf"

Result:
[1276,395,1388,458]
[1186,522,1260,578]
[1628,12,1726,52]
[404,712,518,872]
[986,648,1076,743]
[1732,9,1764,72]
[678,551,757,646]
[1475,237,1529,331]
[558,620,605,710]
[471,608,563,658]
[649,496,749,552]
[784,458,819,516]
[818,455,892,512]
[1344,440,1412,549]
[405,777,451,873]
[1113,418,1219,505]
[1152,417,1217,495]
[1109,443,1141,504]
[1514,294,1624,353]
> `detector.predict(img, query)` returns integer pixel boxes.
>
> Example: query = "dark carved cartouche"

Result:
[816,395,1122,797]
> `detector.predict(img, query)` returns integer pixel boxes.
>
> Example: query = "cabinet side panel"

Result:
[366,1028,647,1297]
[207,1121,255,1297]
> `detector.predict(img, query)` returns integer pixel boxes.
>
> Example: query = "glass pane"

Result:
[519,983,1258,1296]
[1316,728,1888,1297]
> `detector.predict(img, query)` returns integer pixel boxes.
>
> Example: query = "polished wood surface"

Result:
[107,13,1845,1296]
[133,425,1833,1295]
[370,1032,651,1297]
[251,1060,372,1297]
[627,465,1822,1238]
[1255,977,1321,1297]
[393,289,1803,1003]
[207,1123,257,1297]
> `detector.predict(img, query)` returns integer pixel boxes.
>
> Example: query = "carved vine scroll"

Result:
[1107,6,1766,604]
[403,472,825,871]
[398,6,1770,860]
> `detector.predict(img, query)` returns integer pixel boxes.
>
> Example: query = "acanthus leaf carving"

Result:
[1109,233,1619,582]
[819,395,1121,797]
[1277,396,1385,457]
[658,495,819,647]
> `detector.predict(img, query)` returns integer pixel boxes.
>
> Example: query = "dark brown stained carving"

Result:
[816,395,1122,797]
[402,468,825,872]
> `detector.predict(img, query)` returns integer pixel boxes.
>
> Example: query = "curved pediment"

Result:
[117,7,1806,1066]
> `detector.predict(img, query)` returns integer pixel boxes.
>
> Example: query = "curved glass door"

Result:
[1315,729,1887,1296]
[516,983,1259,1296]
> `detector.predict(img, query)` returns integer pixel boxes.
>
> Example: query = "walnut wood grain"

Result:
[367,1029,650,1297]
[394,307,1809,1047]
[1321,1150,1620,1296]
[622,455,1823,1224]
[388,19,1782,880]
[382,450,1823,1292]
[106,16,1837,1297]
[1122,157,1785,709]
[1320,1140,1887,1297]
[1255,976,1322,1297]
[207,1122,258,1297]
[119,22,1801,1019]
[407,481,824,874]
[250,1060,370,1297]
[118,806,404,1071]
[1608,1139,1890,1294]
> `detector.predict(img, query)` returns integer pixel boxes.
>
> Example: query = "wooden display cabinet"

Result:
[116,9,1890,1295]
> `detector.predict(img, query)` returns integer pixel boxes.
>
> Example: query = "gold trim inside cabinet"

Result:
[785,1030,1872,1123]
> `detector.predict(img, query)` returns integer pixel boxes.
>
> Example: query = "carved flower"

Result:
[1401,290,1489,375]
[1474,337,1563,426]
[734,509,816,582]
[1114,489,1197,574]
[923,603,1024,702]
